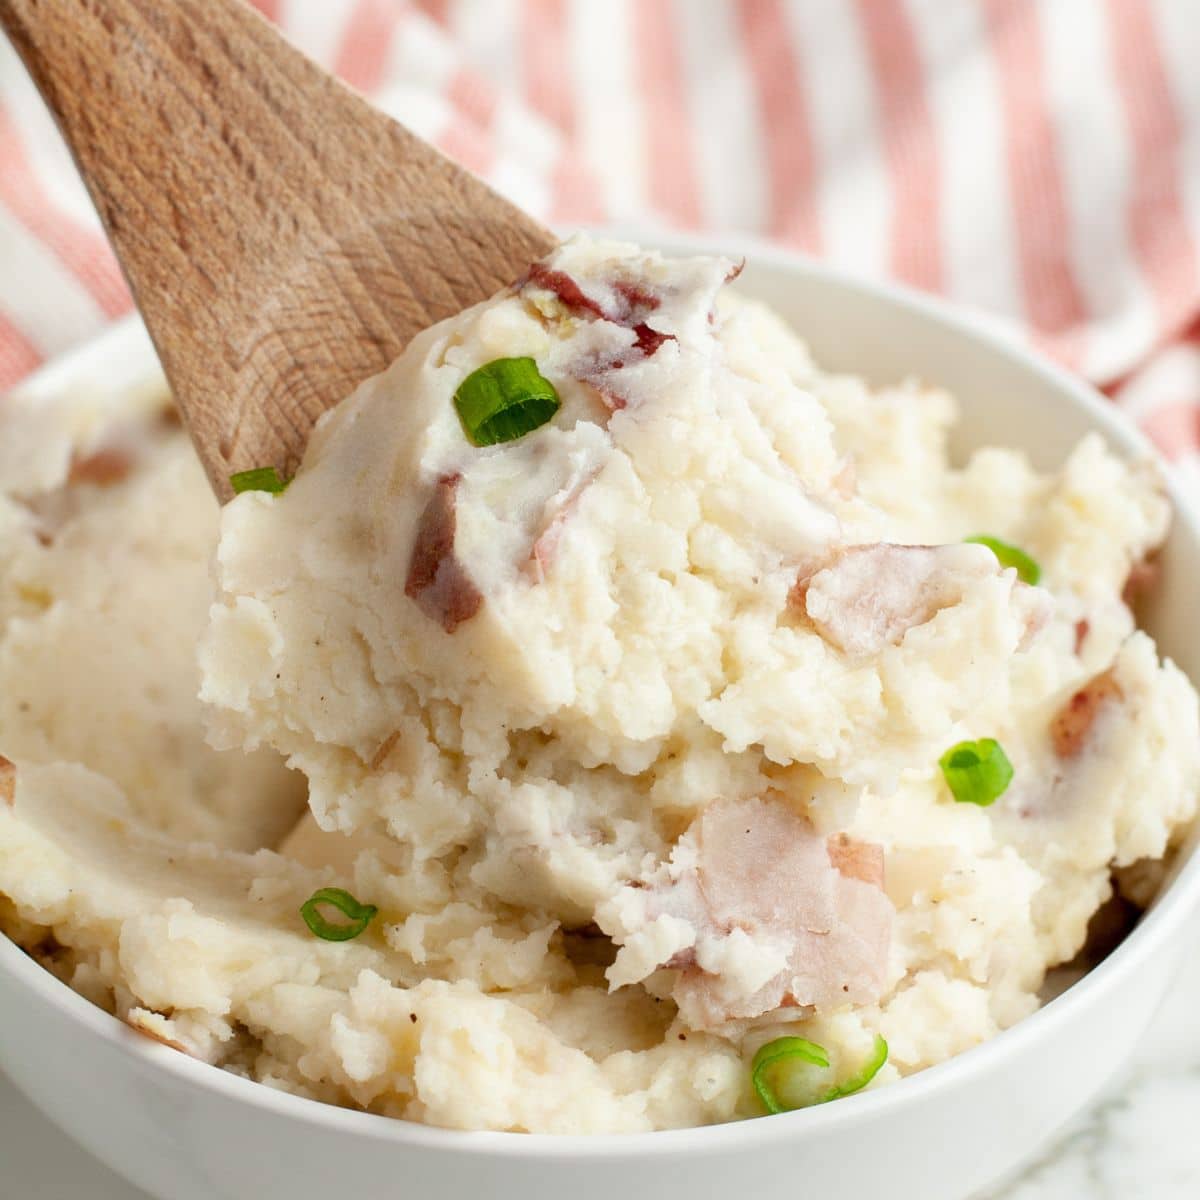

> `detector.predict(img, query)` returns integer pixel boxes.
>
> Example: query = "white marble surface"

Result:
[3,926,1198,1200]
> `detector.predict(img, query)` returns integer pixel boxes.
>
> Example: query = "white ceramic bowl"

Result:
[2,234,1199,1200]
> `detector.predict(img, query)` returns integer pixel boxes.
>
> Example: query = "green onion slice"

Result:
[965,535,1041,585]
[229,466,289,495]
[822,1034,889,1101]
[939,737,1014,806]
[752,1037,830,1114]
[752,1034,889,1114]
[300,887,378,942]
[453,357,560,447]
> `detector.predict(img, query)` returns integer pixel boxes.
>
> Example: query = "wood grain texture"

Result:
[0,0,556,498]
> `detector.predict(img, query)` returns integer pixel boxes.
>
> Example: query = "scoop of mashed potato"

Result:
[1,237,1197,1133]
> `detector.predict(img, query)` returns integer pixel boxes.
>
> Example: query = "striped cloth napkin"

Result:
[1,0,1197,492]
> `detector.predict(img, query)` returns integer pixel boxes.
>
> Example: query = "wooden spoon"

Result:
[0,0,556,499]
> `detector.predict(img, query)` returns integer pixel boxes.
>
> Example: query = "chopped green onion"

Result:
[939,738,1014,806]
[965,535,1040,585]
[752,1034,889,1114]
[229,466,289,495]
[752,1037,829,1114]
[453,357,560,447]
[822,1034,889,1101]
[300,887,378,942]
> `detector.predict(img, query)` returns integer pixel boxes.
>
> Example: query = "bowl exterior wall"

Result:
[0,935,1176,1200]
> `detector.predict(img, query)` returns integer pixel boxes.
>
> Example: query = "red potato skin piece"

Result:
[0,755,14,806]
[788,544,961,656]
[826,833,884,887]
[1050,668,1123,759]
[705,258,744,327]
[527,465,602,581]
[404,474,483,634]
[525,262,606,318]
[791,542,1049,657]
[787,544,933,616]
[589,382,628,413]
[123,1014,190,1056]
[370,731,401,771]
[524,260,676,361]
[787,563,821,611]
[529,489,585,579]
[530,512,570,580]
[613,280,662,313]
[68,447,135,487]
[665,947,699,971]
[632,323,672,356]
[1074,618,1090,655]
[644,799,891,1025]
[1123,557,1160,607]
[831,459,857,499]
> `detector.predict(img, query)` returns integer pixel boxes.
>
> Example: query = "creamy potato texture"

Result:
[1,238,1197,1132]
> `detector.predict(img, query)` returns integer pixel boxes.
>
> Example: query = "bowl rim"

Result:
[3,230,1200,1160]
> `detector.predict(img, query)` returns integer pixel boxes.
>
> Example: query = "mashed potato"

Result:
[0,238,1196,1132]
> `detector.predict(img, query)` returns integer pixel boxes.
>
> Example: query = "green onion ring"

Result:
[229,466,290,495]
[300,887,378,942]
[939,738,1014,806]
[965,535,1041,585]
[453,357,561,447]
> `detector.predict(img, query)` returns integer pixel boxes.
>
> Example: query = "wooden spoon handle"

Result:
[0,0,555,497]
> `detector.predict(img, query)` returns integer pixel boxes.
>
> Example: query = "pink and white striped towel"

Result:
[2,0,1198,492]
